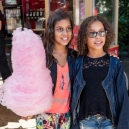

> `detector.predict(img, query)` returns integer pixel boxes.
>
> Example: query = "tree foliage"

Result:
[118,0,129,49]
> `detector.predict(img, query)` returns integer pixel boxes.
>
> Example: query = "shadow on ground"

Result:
[0,104,21,127]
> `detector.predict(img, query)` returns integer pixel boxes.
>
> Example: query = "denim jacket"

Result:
[71,56,129,129]
[46,48,77,94]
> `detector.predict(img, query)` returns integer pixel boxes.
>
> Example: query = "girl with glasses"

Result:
[71,15,129,129]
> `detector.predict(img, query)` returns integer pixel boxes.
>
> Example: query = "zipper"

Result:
[104,90,115,126]
[73,87,83,125]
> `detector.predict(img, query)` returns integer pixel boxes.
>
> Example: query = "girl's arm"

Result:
[70,57,82,129]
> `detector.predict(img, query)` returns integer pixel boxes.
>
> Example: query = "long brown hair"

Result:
[44,9,74,68]
[77,15,115,56]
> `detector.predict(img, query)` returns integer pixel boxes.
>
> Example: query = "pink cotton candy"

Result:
[0,28,53,117]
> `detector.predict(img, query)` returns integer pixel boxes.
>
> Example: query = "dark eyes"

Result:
[55,27,72,32]
[56,28,63,32]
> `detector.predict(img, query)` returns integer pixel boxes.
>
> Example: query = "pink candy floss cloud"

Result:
[0,28,53,117]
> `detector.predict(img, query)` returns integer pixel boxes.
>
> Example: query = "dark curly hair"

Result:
[44,9,74,68]
[77,15,115,56]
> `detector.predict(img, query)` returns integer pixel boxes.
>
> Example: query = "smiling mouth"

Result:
[94,41,102,44]
[62,38,68,41]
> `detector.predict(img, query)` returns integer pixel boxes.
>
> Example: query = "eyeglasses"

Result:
[55,27,72,33]
[87,30,107,38]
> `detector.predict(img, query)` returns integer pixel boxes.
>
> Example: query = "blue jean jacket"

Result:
[71,56,129,129]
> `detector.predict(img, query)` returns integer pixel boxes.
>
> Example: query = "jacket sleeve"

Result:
[0,32,11,81]
[70,58,81,129]
[70,120,80,129]
[73,57,80,80]
[115,62,129,129]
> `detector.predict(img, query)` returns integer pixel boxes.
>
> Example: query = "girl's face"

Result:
[86,21,106,52]
[54,18,72,47]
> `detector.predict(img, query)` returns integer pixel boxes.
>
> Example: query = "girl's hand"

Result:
[21,115,33,121]
[110,53,119,59]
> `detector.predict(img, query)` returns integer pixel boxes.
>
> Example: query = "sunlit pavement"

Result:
[0,119,36,129]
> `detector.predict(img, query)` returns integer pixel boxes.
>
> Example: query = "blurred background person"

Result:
[0,9,11,81]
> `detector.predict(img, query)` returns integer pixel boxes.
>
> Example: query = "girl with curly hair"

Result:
[71,15,129,129]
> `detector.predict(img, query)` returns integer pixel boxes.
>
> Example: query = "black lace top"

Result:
[78,53,112,121]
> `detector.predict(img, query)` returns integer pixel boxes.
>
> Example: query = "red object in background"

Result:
[94,7,98,16]
[50,0,57,11]
[50,0,69,11]
[22,0,30,15]
[30,20,35,29]
[22,0,45,13]
[108,45,119,56]
[70,25,80,50]
[29,0,45,10]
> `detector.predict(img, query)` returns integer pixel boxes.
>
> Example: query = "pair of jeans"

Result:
[79,115,114,129]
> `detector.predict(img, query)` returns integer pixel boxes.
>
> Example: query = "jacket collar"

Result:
[102,56,117,89]
[75,56,86,87]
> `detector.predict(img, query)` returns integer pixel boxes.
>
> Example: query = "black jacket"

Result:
[46,48,77,94]
[0,31,11,80]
